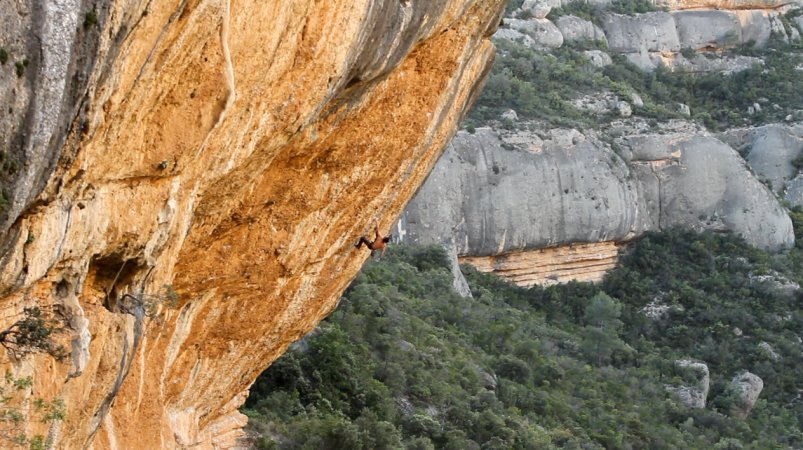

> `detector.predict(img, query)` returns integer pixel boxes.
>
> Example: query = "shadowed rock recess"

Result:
[0,0,505,447]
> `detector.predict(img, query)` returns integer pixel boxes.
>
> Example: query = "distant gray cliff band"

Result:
[398,128,793,256]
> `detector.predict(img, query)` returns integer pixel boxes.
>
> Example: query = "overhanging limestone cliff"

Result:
[0,0,505,448]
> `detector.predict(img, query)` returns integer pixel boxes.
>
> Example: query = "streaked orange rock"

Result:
[0,0,505,448]
[461,242,622,286]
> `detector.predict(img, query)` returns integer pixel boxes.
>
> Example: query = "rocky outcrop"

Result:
[719,124,803,205]
[601,12,681,54]
[619,133,793,251]
[769,13,791,41]
[641,295,683,319]
[758,341,782,360]
[789,21,801,41]
[0,0,102,234]
[657,0,793,9]
[400,126,793,284]
[571,92,621,115]
[555,16,608,45]
[734,10,773,47]
[665,360,710,408]
[673,11,744,49]
[584,50,614,67]
[506,18,564,48]
[443,240,474,297]
[659,53,764,74]
[595,10,774,70]
[794,16,803,35]
[749,270,801,295]
[0,0,506,448]
[601,10,776,70]
[729,371,764,418]
[492,5,799,72]
[494,28,538,47]
[786,175,803,206]
[518,0,561,19]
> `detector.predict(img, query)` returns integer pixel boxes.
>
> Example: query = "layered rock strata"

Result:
[460,242,621,286]
[0,0,505,448]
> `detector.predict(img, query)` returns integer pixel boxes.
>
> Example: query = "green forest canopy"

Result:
[244,229,803,449]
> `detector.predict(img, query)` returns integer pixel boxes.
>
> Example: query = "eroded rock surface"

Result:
[601,12,681,54]
[730,371,764,418]
[398,128,643,257]
[506,18,564,48]
[555,16,608,44]
[719,124,803,205]
[673,11,744,49]
[665,360,710,408]
[619,133,793,251]
[518,0,561,19]
[0,0,506,448]
[0,0,102,234]
[460,242,621,286]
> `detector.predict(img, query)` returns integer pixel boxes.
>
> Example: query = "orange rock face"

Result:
[0,0,505,447]
[460,242,622,287]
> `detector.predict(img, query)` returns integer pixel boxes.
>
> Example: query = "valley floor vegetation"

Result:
[243,228,803,449]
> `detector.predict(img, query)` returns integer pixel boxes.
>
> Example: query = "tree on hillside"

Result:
[580,293,629,366]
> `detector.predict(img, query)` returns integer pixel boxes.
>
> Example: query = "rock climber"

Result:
[354,223,391,258]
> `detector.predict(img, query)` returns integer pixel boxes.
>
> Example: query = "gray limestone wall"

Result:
[398,129,645,256]
[621,134,793,250]
[672,11,743,49]
[400,127,794,255]
[719,124,803,206]
[0,0,116,234]
[498,7,801,71]
[601,12,681,53]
